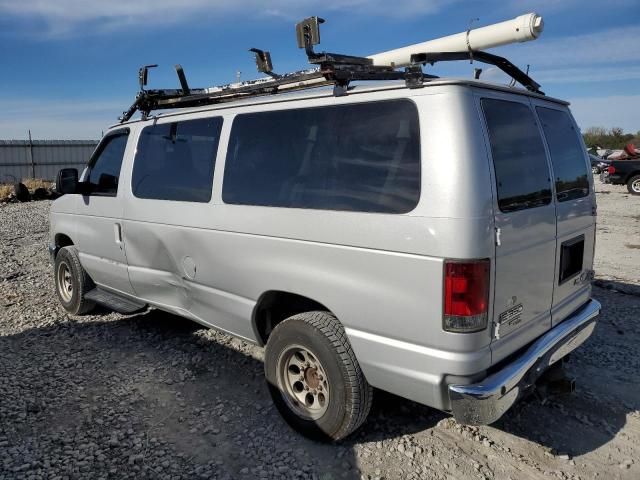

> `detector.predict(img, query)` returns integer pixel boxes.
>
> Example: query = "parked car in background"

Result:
[608,159,640,195]
[589,154,610,174]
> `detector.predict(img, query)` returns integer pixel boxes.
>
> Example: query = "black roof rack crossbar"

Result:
[410,50,543,94]
[118,65,437,122]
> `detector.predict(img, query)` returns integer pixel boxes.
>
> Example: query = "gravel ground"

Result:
[0,181,639,480]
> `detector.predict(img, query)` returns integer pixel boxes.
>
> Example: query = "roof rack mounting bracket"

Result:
[404,65,424,89]
[296,16,324,59]
[410,50,543,94]
[175,64,191,95]
[138,64,158,90]
[249,48,280,78]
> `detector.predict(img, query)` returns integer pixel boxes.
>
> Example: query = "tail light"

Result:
[608,166,616,175]
[443,259,490,333]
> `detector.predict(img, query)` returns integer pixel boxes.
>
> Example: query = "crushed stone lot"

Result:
[1,181,639,480]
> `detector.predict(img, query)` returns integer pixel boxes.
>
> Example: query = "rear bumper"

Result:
[608,174,625,185]
[448,298,600,425]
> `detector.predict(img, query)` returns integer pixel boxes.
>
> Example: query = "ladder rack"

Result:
[118,16,543,123]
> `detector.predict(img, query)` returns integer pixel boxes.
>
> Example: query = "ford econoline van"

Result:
[49,78,600,440]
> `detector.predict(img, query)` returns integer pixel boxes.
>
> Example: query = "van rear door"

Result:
[478,93,557,360]
[533,102,595,326]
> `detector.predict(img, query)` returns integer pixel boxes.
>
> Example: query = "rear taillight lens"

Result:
[443,259,490,333]
[608,166,616,175]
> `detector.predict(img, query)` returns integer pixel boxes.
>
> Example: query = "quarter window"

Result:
[87,131,129,196]
[536,107,590,202]
[132,117,223,202]
[222,100,421,214]
[482,99,552,213]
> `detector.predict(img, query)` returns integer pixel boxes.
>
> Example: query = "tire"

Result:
[54,246,96,315]
[627,175,640,195]
[32,187,48,200]
[264,311,372,441]
[14,183,30,202]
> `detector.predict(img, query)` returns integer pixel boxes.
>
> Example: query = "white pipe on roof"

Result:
[367,13,544,68]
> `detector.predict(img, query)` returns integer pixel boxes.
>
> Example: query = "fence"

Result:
[0,140,99,182]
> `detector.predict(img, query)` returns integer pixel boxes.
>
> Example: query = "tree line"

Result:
[582,127,640,150]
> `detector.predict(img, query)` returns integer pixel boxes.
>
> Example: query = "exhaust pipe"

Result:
[368,12,544,68]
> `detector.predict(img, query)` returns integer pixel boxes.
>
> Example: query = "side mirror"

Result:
[56,168,78,195]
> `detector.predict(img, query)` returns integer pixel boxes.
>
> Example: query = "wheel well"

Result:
[54,234,74,257]
[253,291,331,346]
[627,171,640,182]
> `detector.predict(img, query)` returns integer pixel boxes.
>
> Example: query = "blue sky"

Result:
[0,0,638,139]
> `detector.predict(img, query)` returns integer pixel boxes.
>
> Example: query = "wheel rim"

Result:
[57,261,73,302]
[632,179,640,193]
[276,345,330,420]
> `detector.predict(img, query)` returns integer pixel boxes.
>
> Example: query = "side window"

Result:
[536,107,589,202]
[87,131,129,196]
[222,100,420,214]
[482,99,552,213]
[132,117,222,202]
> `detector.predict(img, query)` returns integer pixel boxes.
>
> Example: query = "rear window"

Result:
[482,99,552,213]
[536,107,590,202]
[222,99,420,214]
[132,117,222,202]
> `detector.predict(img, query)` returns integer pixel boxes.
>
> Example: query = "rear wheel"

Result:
[627,175,640,195]
[54,246,96,315]
[264,311,372,441]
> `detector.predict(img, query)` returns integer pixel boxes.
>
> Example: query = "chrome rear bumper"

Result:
[448,299,600,425]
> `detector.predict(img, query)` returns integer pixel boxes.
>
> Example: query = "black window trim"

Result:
[84,128,130,198]
[221,98,422,215]
[534,105,590,203]
[480,96,554,214]
[131,116,224,203]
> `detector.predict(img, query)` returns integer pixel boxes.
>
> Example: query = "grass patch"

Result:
[0,178,54,201]
[0,184,13,200]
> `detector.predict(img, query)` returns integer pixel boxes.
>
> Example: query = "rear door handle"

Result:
[114,223,122,244]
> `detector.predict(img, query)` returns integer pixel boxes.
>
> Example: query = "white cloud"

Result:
[569,95,640,133]
[0,0,457,36]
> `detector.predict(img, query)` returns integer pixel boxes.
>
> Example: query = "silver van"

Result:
[49,77,600,440]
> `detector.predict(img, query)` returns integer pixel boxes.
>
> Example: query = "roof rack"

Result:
[118,16,543,123]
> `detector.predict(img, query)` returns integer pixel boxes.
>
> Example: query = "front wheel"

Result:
[264,311,372,441]
[54,246,96,315]
[627,175,640,195]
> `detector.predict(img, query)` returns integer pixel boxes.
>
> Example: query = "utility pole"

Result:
[27,129,35,179]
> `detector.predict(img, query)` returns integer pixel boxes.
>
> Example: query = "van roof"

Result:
[111,78,568,129]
